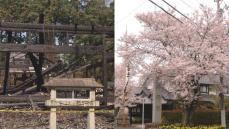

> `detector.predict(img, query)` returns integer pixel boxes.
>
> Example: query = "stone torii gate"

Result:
[44,78,103,129]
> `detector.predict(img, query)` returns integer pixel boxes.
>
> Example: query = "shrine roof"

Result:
[44,78,103,88]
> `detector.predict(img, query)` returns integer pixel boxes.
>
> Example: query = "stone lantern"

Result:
[44,78,103,129]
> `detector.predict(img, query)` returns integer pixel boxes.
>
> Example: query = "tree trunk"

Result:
[182,102,194,126]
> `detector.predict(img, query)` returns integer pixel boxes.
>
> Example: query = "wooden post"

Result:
[3,31,12,95]
[102,34,108,106]
[3,52,10,95]
[50,89,56,129]
[37,13,45,91]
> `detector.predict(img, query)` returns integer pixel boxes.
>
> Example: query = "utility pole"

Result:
[215,0,226,127]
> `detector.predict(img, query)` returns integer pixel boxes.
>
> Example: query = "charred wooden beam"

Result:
[0,61,63,94]
[0,102,45,107]
[3,52,10,95]
[9,63,31,69]
[0,95,48,103]
[3,31,12,95]
[0,22,114,35]
[102,34,108,106]
[33,13,45,92]
[0,43,103,54]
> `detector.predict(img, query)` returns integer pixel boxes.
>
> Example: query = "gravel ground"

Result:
[0,112,114,129]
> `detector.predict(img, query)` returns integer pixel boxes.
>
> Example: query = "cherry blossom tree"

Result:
[119,6,229,125]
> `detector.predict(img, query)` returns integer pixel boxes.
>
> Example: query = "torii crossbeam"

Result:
[0,43,102,55]
[0,22,114,35]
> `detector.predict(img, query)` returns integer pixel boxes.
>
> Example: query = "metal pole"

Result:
[142,98,145,129]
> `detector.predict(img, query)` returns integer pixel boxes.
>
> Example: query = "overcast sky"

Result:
[115,0,229,63]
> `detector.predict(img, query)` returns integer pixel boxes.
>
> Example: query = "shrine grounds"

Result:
[0,111,114,129]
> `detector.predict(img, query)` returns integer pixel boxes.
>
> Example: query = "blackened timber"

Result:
[0,95,48,103]
[0,61,63,94]
[35,13,45,91]
[3,52,10,95]
[0,22,114,35]
[0,43,103,54]
[9,63,31,69]
[0,102,45,107]
[3,31,12,95]
[102,34,108,106]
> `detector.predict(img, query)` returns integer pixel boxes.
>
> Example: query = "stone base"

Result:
[145,123,161,129]
[116,107,130,127]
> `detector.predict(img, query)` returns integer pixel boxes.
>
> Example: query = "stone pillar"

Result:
[87,90,96,129]
[90,90,95,101]
[116,107,130,127]
[152,76,161,123]
[50,108,57,129]
[50,89,57,129]
[88,108,95,129]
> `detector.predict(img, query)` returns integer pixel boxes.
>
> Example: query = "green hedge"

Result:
[159,125,223,129]
[162,111,223,125]
[162,111,182,124]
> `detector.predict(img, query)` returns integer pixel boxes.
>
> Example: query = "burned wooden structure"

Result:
[0,43,102,54]
[0,22,113,35]
[0,21,114,106]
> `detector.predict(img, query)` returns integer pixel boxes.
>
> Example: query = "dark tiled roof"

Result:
[44,78,103,88]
